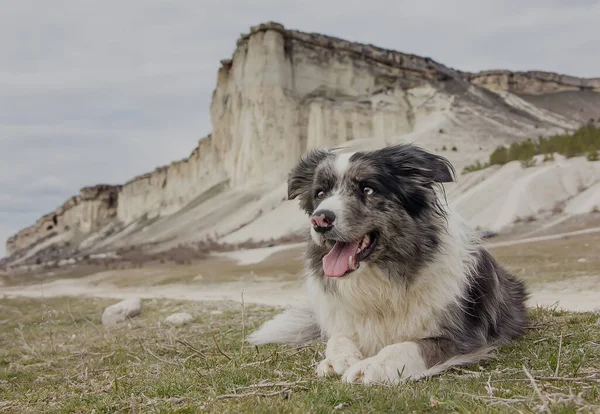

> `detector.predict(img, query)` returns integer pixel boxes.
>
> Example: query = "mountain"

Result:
[5,22,600,266]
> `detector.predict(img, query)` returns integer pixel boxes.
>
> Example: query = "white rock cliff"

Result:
[5,22,600,261]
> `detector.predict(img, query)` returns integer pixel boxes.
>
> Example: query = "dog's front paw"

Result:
[341,356,395,385]
[341,342,427,385]
[316,354,362,377]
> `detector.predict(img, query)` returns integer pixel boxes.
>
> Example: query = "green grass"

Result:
[0,296,599,413]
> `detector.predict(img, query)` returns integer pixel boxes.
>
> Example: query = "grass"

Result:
[1,296,599,413]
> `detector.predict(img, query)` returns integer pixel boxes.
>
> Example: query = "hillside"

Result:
[4,21,600,267]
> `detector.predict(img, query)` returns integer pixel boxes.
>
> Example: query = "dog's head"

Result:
[288,144,455,278]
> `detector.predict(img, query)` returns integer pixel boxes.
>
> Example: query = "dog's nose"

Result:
[311,210,336,232]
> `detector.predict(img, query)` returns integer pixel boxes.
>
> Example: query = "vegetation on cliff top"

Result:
[463,124,600,174]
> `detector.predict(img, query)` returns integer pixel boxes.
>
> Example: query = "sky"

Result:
[1,0,600,256]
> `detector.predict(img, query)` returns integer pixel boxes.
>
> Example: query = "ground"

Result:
[1,216,600,412]
[0,296,599,413]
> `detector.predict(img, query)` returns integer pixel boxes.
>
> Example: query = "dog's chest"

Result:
[308,264,452,357]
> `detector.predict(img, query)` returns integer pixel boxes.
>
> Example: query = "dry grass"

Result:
[0,296,599,413]
[490,232,600,287]
[1,238,306,289]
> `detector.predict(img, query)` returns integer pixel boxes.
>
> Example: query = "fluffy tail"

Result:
[417,346,498,380]
[247,304,322,346]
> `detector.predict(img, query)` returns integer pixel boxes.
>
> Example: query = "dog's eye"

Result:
[316,190,325,199]
[363,187,374,196]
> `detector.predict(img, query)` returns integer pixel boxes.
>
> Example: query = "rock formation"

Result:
[467,70,600,95]
[6,185,120,256]
[5,22,600,263]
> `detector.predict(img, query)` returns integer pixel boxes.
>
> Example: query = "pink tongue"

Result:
[322,240,360,277]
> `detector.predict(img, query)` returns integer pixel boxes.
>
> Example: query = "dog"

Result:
[247,143,528,385]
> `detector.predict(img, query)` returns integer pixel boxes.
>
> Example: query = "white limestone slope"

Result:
[565,181,600,215]
[223,156,600,244]
[449,156,600,231]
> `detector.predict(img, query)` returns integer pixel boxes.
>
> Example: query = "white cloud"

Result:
[1,0,599,256]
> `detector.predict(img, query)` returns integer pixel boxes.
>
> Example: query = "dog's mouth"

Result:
[322,232,378,278]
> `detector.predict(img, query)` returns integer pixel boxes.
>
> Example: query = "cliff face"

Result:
[210,22,464,187]
[6,22,600,261]
[6,185,120,256]
[116,135,226,224]
[468,70,600,95]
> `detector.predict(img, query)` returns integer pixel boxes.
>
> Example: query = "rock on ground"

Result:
[164,312,193,326]
[102,298,142,326]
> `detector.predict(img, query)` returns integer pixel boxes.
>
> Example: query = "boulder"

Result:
[102,298,142,326]
[164,312,194,326]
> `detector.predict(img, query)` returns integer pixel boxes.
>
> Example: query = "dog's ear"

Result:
[288,148,332,210]
[417,149,455,183]
[382,144,455,184]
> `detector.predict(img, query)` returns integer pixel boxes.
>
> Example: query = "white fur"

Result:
[310,152,354,244]
[316,334,364,377]
[342,341,426,384]
[246,304,321,345]
[334,152,354,177]
[313,191,345,220]
[307,209,478,358]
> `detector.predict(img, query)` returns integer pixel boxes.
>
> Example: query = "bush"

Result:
[587,149,599,161]
[520,158,537,168]
[489,146,509,165]
[462,160,489,174]
[542,153,555,162]
[552,200,566,214]
[451,146,457,152]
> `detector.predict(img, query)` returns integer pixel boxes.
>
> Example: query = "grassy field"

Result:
[1,296,599,413]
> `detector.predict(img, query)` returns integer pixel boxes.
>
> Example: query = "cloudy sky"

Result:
[1,0,599,256]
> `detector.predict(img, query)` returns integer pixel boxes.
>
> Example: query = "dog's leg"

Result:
[342,339,494,385]
[316,334,364,377]
[342,341,425,384]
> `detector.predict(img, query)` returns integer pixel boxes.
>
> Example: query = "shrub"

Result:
[587,149,599,161]
[542,153,555,162]
[520,158,537,168]
[489,146,509,165]
[462,160,488,174]
[451,146,457,152]
[552,200,566,214]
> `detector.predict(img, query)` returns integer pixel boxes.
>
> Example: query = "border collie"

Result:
[248,144,528,385]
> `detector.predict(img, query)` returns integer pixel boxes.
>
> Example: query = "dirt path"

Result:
[0,276,307,308]
[485,226,600,248]
[1,269,598,312]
